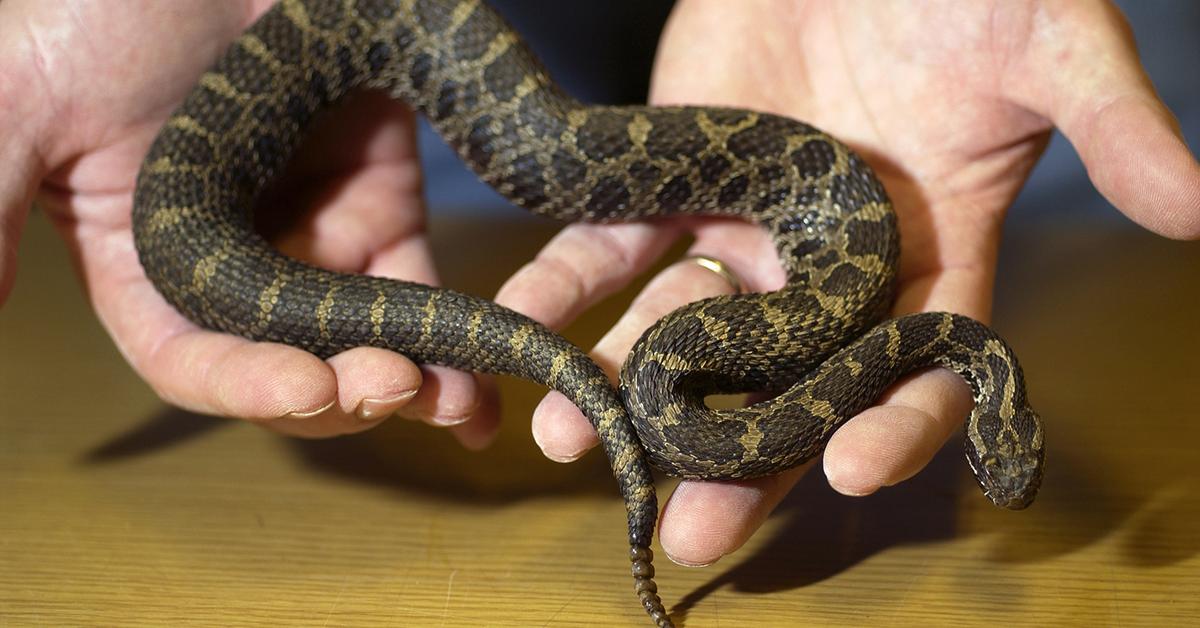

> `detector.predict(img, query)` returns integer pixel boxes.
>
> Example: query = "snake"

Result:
[130,0,1046,625]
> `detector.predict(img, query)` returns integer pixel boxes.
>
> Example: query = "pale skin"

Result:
[0,0,1197,570]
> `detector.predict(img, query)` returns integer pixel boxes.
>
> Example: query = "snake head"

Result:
[965,407,1045,510]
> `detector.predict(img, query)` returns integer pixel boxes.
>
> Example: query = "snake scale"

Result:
[131,0,1046,625]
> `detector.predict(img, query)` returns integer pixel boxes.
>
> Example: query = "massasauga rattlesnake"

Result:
[131,1,1045,625]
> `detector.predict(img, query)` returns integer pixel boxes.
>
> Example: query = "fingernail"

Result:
[664,551,718,568]
[356,390,418,421]
[428,396,482,427]
[532,429,586,463]
[543,447,586,463]
[430,413,471,427]
[283,399,336,420]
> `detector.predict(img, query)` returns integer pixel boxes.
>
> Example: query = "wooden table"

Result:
[3,210,1198,626]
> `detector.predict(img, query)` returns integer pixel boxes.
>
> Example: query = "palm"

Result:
[26,1,264,190]
[581,0,1200,566]
[653,0,1068,318]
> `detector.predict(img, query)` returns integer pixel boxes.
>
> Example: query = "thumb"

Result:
[1015,0,1200,239]
[0,108,42,307]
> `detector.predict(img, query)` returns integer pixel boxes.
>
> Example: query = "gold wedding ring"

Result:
[684,255,745,294]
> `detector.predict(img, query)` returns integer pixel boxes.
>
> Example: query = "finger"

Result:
[531,252,742,462]
[260,403,389,438]
[824,261,992,497]
[272,90,492,436]
[149,328,338,421]
[393,365,481,427]
[532,219,774,462]
[263,347,423,438]
[494,220,680,329]
[447,374,501,451]
[823,369,971,496]
[531,390,596,463]
[267,92,426,272]
[658,465,811,567]
[326,347,422,420]
[263,346,435,438]
[1017,1,1200,239]
[357,227,487,433]
[272,162,426,274]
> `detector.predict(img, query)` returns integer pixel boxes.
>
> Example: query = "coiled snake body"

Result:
[132,1,1045,625]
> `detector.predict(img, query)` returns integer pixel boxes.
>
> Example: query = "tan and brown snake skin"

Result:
[131,1,1046,625]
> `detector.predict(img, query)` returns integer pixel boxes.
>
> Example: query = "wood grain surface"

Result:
[2,210,1198,626]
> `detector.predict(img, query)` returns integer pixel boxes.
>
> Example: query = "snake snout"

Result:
[966,405,1045,510]
[978,452,1043,510]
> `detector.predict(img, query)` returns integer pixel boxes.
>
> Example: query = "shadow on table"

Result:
[83,408,230,463]
[668,439,966,624]
[81,396,617,504]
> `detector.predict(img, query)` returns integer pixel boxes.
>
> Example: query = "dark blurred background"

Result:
[419,1,1200,230]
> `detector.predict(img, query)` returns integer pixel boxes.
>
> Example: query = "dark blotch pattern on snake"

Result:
[131,1,1046,625]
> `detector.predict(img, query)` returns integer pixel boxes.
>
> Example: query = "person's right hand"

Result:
[0,0,497,444]
[503,0,1200,569]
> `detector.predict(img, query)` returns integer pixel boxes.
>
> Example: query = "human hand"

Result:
[497,0,1200,567]
[0,0,495,443]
